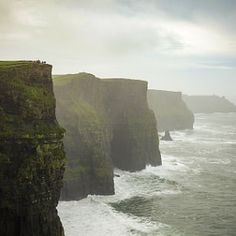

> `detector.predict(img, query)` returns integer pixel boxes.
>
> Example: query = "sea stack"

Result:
[161,131,173,141]
[0,61,65,236]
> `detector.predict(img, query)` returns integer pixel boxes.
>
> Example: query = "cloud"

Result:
[0,0,235,97]
[0,0,235,56]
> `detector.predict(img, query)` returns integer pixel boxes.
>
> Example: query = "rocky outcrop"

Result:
[147,90,194,132]
[53,73,161,200]
[183,95,236,113]
[0,61,65,236]
[161,131,173,141]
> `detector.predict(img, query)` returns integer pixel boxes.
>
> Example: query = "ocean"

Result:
[58,113,236,236]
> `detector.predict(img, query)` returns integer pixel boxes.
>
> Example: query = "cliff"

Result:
[183,95,236,113]
[103,79,161,171]
[0,61,65,236]
[53,73,161,200]
[147,90,194,132]
[53,73,114,200]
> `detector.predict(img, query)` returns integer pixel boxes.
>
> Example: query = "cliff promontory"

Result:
[147,90,194,132]
[53,73,114,200]
[103,79,161,171]
[53,73,161,200]
[183,95,236,113]
[0,61,65,236]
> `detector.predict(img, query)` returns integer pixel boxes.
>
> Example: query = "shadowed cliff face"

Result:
[0,61,65,236]
[103,79,161,171]
[147,90,194,132]
[53,73,161,200]
[53,73,114,200]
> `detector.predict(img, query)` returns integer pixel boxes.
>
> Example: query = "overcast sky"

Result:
[0,0,236,102]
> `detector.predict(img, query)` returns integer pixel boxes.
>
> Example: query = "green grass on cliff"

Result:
[55,85,112,182]
[0,61,50,72]
[0,60,64,139]
[0,61,33,67]
[53,72,96,86]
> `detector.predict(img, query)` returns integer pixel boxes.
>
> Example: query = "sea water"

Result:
[58,113,236,236]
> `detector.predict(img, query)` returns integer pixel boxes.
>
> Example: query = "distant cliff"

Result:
[0,61,65,235]
[147,90,194,132]
[183,95,236,113]
[53,73,161,200]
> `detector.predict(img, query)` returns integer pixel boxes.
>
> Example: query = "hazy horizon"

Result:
[1,0,236,103]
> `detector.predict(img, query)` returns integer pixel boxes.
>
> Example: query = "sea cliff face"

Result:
[147,90,194,132]
[103,79,161,171]
[53,73,161,200]
[53,73,114,200]
[0,61,65,236]
[183,95,236,113]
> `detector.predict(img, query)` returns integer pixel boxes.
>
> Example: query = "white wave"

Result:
[57,160,183,236]
[203,158,231,165]
[58,113,236,236]
[157,154,191,173]
[58,198,166,236]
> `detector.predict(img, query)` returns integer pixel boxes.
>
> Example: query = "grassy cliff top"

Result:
[103,78,147,84]
[53,72,147,87]
[0,60,51,70]
[53,72,97,86]
[0,60,33,66]
[148,89,181,95]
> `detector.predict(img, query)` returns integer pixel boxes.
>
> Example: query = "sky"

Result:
[0,0,236,103]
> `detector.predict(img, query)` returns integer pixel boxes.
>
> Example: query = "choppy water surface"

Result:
[58,113,236,236]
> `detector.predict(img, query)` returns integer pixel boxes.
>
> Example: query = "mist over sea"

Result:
[58,113,236,236]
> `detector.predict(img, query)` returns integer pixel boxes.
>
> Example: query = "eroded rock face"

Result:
[147,90,194,132]
[53,73,161,200]
[0,61,65,236]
